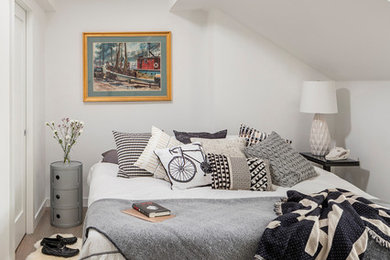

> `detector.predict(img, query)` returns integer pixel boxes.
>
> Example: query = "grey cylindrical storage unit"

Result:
[50,161,83,228]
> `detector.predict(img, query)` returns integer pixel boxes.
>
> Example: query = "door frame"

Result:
[12,2,27,248]
[12,0,35,237]
[1,0,13,257]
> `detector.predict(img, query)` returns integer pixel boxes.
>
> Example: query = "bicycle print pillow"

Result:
[154,143,212,190]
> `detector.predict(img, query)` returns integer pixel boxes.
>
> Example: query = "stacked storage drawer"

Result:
[50,161,83,228]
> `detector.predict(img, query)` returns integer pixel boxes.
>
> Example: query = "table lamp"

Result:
[300,81,338,156]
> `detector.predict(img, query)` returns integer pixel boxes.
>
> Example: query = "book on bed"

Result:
[132,202,171,218]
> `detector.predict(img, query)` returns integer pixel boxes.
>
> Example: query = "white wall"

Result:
[0,0,13,257]
[208,10,329,151]
[44,0,212,202]
[334,81,390,200]
[44,0,328,201]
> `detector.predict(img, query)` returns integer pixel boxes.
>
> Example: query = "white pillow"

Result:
[134,126,182,181]
[154,143,211,190]
[190,136,246,157]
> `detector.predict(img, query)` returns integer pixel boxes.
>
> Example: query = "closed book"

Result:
[132,202,171,218]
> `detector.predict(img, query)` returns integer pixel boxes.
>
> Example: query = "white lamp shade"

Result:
[300,81,338,114]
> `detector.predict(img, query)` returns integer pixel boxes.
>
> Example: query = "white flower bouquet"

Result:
[46,118,84,164]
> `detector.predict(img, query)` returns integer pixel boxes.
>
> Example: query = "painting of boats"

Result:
[83,32,171,102]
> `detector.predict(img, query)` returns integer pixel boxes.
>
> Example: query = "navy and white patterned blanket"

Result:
[256,189,390,260]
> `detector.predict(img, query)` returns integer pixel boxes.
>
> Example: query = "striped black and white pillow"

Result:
[112,131,152,178]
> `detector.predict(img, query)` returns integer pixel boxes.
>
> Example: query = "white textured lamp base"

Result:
[310,114,331,156]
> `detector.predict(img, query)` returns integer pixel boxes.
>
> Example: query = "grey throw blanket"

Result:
[83,197,279,260]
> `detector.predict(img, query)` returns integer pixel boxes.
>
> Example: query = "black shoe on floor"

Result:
[41,242,79,258]
[40,235,77,247]
[56,235,78,245]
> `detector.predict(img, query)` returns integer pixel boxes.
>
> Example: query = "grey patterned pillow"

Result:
[244,132,317,187]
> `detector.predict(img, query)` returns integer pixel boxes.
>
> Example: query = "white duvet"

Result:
[81,162,375,259]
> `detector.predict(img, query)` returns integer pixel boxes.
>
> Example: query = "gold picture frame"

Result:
[83,32,171,102]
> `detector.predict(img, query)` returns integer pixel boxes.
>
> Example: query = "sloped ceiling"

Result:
[171,0,390,80]
[35,0,56,12]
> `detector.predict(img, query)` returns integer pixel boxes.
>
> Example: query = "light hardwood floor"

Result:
[15,207,87,260]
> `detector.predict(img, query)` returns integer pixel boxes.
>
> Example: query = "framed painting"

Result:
[83,32,171,102]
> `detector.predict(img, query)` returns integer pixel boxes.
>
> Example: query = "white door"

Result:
[12,2,27,249]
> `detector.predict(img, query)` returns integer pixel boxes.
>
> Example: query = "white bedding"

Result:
[81,162,375,259]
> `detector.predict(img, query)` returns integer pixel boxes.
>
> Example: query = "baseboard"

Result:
[33,198,47,230]
[83,197,88,207]
[45,197,89,207]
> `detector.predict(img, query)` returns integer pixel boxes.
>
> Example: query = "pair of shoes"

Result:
[41,234,77,247]
[41,242,80,258]
[41,235,79,258]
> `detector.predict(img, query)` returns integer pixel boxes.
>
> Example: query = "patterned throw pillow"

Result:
[207,153,233,189]
[244,132,317,187]
[134,126,182,181]
[112,131,152,178]
[239,124,268,147]
[154,143,212,190]
[173,129,228,144]
[206,153,272,191]
[239,124,292,146]
[247,158,272,191]
[190,136,246,157]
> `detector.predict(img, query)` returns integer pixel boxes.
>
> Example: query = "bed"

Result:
[80,161,376,259]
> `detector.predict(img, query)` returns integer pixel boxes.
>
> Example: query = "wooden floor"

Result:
[15,207,87,260]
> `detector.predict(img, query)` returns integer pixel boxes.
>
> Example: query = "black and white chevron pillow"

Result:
[247,158,272,191]
[112,131,152,178]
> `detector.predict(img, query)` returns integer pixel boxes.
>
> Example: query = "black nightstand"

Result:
[300,152,360,172]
